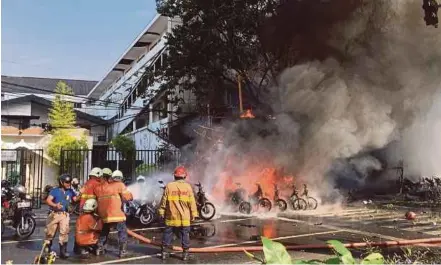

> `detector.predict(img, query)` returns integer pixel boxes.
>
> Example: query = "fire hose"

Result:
[127,229,441,253]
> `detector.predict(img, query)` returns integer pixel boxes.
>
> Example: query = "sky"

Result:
[1,0,157,81]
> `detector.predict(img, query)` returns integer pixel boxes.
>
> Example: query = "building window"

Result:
[73,102,82,108]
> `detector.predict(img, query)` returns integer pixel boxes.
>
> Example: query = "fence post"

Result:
[59,148,64,175]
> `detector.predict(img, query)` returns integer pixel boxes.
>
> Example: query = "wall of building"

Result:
[1,101,32,116]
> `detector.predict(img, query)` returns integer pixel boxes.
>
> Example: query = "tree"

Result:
[47,81,88,165]
[48,81,76,129]
[147,0,280,113]
[47,130,88,164]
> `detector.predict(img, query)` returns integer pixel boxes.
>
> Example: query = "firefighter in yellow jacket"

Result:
[159,166,198,261]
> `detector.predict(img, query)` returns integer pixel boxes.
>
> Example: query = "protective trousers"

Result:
[162,226,190,250]
[98,222,128,247]
[45,212,70,244]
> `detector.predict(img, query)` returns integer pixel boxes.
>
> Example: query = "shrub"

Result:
[244,237,385,264]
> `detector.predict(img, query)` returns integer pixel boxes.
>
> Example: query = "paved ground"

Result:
[1,204,440,264]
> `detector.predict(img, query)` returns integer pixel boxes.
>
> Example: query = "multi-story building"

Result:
[83,14,195,151]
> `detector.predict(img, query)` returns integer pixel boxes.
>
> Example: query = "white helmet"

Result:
[90,167,103,178]
[83,199,98,212]
[136,176,146,183]
[72,178,79,185]
[111,170,124,181]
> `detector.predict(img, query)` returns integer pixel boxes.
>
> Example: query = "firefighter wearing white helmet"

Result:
[93,169,133,257]
[80,167,103,209]
[136,176,146,183]
[75,199,103,257]
[102,168,112,180]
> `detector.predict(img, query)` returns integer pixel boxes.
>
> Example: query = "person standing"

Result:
[44,174,78,259]
[102,168,112,181]
[159,166,198,261]
[80,167,103,209]
[75,199,102,258]
[93,170,133,257]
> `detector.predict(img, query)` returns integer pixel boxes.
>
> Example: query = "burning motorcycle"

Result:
[302,184,318,210]
[239,183,272,214]
[289,185,307,210]
[227,183,252,214]
[195,182,216,220]
[273,184,288,212]
[1,180,36,239]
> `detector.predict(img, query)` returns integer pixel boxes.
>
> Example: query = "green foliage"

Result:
[244,237,385,264]
[48,81,76,129]
[47,130,88,164]
[150,0,279,108]
[135,163,156,174]
[111,135,135,160]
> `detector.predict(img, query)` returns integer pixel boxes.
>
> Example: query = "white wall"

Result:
[1,101,32,116]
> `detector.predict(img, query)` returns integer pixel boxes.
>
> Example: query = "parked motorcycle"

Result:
[289,185,307,210]
[1,180,36,239]
[195,182,216,220]
[245,183,272,213]
[226,183,251,214]
[123,199,156,226]
[123,180,165,226]
[273,184,288,212]
[302,184,318,210]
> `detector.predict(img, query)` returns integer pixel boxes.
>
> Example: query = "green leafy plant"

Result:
[135,163,156,174]
[244,237,385,264]
[48,81,76,129]
[110,135,135,160]
[47,130,88,164]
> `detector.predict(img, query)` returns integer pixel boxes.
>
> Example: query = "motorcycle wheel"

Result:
[275,199,288,212]
[258,198,272,212]
[16,215,36,239]
[139,210,154,226]
[199,202,216,221]
[291,198,307,211]
[239,201,252,214]
[306,197,318,210]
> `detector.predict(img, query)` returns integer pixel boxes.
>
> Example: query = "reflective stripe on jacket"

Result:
[75,213,102,246]
[158,179,198,227]
[93,181,133,223]
[80,178,102,208]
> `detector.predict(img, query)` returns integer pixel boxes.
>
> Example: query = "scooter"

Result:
[1,181,36,239]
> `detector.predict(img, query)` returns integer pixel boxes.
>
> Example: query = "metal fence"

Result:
[1,149,44,209]
[60,148,181,184]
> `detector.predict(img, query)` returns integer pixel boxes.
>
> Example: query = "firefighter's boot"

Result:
[95,245,105,256]
[182,249,190,261]
[73,242,80,254]
[59,243,70,259]
[119,242,128,258]
[80,247,90,259]
[161,246,170,260]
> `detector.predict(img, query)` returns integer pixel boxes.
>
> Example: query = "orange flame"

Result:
[240,109,255,119]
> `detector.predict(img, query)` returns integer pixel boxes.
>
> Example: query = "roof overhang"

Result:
[1,115,40,119]
[87,15,168,100]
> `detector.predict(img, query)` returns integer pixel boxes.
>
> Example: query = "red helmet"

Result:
[174,166,188,178]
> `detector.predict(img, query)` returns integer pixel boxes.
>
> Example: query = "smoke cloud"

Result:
[139,0,441,206]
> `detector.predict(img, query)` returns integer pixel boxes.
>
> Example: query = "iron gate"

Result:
[60,148,181,184]
[1,148,44,209]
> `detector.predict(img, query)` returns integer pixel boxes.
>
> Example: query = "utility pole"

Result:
[237,74,243,113]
